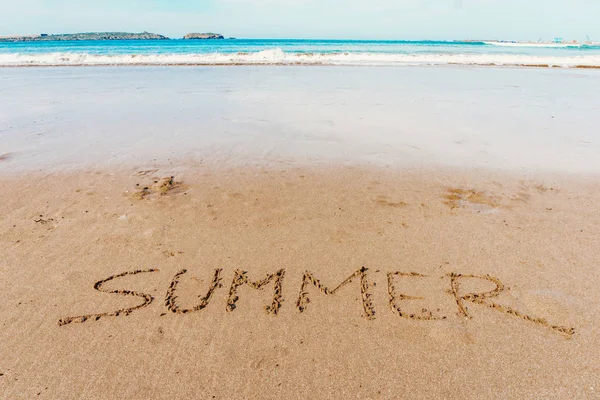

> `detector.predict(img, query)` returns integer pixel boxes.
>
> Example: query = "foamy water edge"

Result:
[2,49,600,68]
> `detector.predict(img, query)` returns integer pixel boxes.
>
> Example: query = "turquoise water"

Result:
[1,39,600,66]
[2,38,600,54]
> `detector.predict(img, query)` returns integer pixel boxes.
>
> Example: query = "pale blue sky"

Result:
[1,0,599,41]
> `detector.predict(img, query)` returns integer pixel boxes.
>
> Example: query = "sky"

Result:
[1,0,599,41]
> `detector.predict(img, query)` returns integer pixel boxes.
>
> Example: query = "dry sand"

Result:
[1,163,599,399]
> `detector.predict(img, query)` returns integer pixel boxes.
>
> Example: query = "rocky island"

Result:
[183,33,225,40]
[0,32,168,42]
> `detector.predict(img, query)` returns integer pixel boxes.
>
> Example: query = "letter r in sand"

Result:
[448,273,575,337]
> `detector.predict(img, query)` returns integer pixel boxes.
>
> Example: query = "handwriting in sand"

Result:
[58,267,575,337]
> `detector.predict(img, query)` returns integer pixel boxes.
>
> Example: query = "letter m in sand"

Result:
[226,269,286,315]
[296,267,375,320]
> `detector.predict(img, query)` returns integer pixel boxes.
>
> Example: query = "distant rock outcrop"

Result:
[183,33,225,40]
[0,32,169,42]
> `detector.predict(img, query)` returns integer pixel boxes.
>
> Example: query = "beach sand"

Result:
[1,163,599,399]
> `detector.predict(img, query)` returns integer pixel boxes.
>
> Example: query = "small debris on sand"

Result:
[132,176,185,199]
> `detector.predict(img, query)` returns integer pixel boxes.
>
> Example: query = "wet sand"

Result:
[1,163,599,399]
[2,66,600,174]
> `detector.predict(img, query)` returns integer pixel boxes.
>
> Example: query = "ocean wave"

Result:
[1,49,600,68]
[482,41,590,48]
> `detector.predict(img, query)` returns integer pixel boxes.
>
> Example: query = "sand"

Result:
[1,163,599,399]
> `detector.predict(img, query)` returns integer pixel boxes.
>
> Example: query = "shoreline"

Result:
[4,156,600,186]
[2,62,600,69]
[2,66,599,176]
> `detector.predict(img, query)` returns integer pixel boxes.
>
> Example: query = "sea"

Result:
[1,38,599,174]
[1,39,600,67]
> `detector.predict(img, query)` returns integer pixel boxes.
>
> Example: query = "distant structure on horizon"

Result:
[183,33,225,40]
[0,31,235,42]
[0,32,168,42]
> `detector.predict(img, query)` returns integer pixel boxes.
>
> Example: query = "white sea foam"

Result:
[483,41,585,48]
[1,49,600,67]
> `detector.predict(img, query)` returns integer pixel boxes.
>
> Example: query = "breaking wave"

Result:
[2,49,600,68]
[482,41,592,48]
